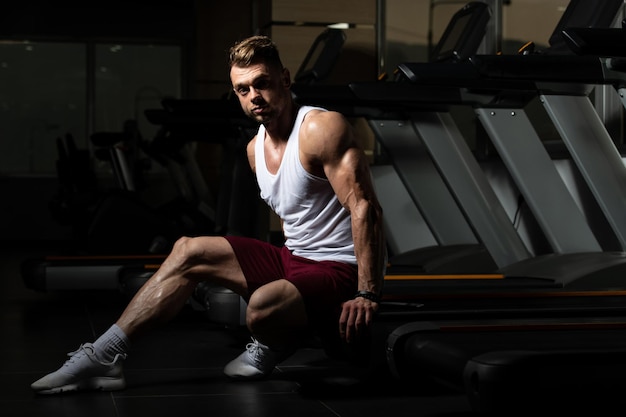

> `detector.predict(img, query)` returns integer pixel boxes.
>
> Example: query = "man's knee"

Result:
[246,288,274,330]
[170,236,218,266]
[246,281,307,331]
[165,236,246,295]
[171,236,197,258]
[157,236,216,283]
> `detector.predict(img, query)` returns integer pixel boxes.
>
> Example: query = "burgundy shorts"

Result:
[224,235,358,337]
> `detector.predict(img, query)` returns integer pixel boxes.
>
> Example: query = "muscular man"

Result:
[31,35,386,394]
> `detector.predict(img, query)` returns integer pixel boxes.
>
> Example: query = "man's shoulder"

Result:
[298,108,352,166]
[301,106,339,119]
[300,108,346,134]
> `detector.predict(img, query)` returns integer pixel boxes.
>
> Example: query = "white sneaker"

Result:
[31,343,126,394]
[223,338,280,380]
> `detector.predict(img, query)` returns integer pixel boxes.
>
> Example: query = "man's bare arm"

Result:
[300,111,386,342]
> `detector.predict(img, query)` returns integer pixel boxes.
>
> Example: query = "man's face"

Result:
[230,62,290,124]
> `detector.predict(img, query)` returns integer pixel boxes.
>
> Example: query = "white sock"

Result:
[93,324,130,362]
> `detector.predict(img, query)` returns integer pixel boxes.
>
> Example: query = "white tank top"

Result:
[254,106,356,264]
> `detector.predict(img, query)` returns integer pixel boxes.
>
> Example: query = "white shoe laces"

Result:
[245,339,265,366]
[64,343,125,367]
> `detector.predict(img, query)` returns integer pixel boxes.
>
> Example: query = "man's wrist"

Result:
[353,290,380,303]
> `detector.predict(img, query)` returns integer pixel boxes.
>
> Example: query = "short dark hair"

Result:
[228,35,284,70]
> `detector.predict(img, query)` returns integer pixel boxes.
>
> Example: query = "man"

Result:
[31,35,386,394]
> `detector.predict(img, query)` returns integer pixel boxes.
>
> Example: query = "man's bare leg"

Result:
[246,279,308,347]
[31,235,248,394]
[116,236,249,339]
[224,279,309,379]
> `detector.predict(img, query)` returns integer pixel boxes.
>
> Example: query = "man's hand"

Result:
[339,297,379,343]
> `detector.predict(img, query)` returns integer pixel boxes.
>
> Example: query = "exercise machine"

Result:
[295,2,505,277]
[374,0,626,412]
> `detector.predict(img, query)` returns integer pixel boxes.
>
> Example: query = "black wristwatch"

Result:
[353,290,380,303]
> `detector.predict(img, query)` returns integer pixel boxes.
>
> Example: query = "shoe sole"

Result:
[224,363,274,380]
[34,377,126,395]
[225,372,270,381]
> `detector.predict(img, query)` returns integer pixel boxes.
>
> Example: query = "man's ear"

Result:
[282,68,292,87]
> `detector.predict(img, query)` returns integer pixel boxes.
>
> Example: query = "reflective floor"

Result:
[1,245,475,417]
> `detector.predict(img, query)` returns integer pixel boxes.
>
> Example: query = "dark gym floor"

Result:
[1,244,476,417]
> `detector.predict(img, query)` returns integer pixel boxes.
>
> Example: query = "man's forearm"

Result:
[352,200,385,296]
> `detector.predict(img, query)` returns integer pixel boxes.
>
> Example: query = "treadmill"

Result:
[295,2,520,284]
[375,0,626,413]
[371,2,500,276]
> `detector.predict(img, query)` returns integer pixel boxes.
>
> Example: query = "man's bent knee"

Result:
[166,236,247,295]
[170,236,203,262]
[246,280,307,332]
[170,236,228,269]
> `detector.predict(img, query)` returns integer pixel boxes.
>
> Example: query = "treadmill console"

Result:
[429,1,491,63]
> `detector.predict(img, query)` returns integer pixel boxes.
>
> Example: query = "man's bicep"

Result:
[326,147,372,210]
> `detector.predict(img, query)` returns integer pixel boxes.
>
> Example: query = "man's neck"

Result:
[264,99,299,143]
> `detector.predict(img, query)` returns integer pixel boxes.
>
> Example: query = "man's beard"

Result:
[249,108,273,124]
